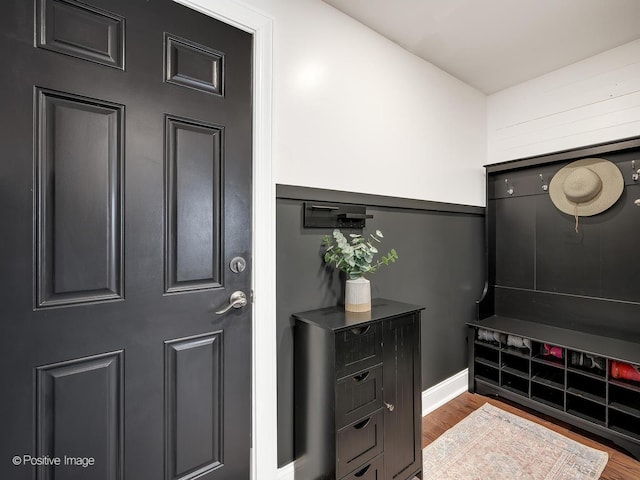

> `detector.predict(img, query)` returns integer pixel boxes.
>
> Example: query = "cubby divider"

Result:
[609,377,640,393]
[531,382,563,410]
[474,361,499,386]
[502,345,530,358]
[566,371,605,404]
[531,361,564,390]
[566,393,606,426]
[501,352,529,378]
[501,371,529,396]
[608,410,640,441]
[474,342,500,367]
[608,384,640,418]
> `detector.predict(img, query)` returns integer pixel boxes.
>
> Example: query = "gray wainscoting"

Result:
[276,185,486,467]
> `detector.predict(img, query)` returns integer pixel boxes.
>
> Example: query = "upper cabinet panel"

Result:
[36,0,125,69]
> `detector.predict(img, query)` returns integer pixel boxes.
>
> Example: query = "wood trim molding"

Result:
[485,135,640,173]
[277,184,485,216]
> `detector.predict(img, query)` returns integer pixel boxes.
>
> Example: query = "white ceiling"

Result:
[322,0,640,94]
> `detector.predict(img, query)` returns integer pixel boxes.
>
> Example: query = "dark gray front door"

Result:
[0,1,252,479]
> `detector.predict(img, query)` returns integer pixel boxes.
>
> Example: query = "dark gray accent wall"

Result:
[276,186,485,467]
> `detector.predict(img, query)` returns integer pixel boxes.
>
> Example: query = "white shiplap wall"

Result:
[487,39,640,165]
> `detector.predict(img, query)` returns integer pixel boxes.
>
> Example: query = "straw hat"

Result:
[549,158,623,218]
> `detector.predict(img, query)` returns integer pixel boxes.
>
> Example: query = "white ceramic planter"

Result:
[345,277,371,312]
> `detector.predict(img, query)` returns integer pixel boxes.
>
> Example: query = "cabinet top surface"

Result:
[293,298,424,331]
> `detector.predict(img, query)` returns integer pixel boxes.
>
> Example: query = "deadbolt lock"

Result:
[230,256,246,274]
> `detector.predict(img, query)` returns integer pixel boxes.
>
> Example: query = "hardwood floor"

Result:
[422,392,640,480]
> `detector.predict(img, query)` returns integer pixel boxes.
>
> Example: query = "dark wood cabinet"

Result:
[293,299,423,480]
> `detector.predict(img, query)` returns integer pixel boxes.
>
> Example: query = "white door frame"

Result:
[174,1,276,478]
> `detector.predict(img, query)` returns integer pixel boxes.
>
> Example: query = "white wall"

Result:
[487,39,640,165]
[238,0,487,207]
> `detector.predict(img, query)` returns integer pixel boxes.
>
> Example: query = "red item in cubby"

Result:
[611,361,640,382]
[543,343,563,359]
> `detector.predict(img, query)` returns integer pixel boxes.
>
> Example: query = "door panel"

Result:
[36,88,124,306]
[164,33,224,96]
[36,0,126,69]
[36,351,124,480]
[165,115,223,292]
[0,1,252,479]
[165,333,223,480]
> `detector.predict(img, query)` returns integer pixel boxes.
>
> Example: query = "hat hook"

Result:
[505,178,514,196]
[539,174,548,192]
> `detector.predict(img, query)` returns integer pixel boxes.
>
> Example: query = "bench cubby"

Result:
[468,317,640,459]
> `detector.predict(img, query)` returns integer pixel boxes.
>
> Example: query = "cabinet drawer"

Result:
[336,364,383,428]
[336,323,382,378]
[337,409,384,479]
[341,453,383,480]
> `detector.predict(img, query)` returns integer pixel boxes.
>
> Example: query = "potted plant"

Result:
[322,229,398,312]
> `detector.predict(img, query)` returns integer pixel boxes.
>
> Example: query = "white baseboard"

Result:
[276,369,469,480]
[422,369,469,417]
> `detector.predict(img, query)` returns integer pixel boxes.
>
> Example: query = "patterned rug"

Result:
[423,403,608,480]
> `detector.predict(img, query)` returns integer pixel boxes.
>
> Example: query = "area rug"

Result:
[423,403,608,480]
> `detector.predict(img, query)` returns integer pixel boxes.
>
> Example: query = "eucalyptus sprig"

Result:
[322,229,398,280]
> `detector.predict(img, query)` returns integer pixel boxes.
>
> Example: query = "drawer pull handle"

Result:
[350,325,371,336]
[353,417,371,430]
[354,464,371,477]
[353,371,370,382]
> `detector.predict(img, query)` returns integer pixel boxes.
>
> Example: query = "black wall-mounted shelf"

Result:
[303,201,373,229]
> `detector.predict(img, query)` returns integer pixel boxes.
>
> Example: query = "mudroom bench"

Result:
[471,136,640,460]
[467,315,640,460]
